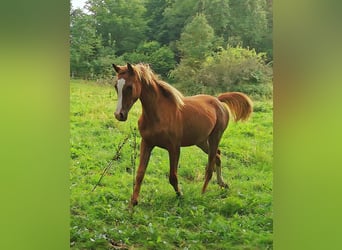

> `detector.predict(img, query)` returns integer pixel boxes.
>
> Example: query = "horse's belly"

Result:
[180,103,217,146]
[139,123,182,149]
[181,121,214,146]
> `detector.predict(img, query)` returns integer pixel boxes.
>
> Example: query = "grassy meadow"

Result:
[70,80,273,249]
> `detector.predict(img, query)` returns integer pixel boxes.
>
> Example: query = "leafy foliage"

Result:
[160,0,198,44]
[202,45,272,84]
[228,0,268,50]
[119,41,176,77]
[70,0,273,80]
[177,14,215,63]
[198,0,231,40]
[70,9,105,79]
[86,0,148,55]
[168,14,215,93]
[172,45,272,96]
[70,81,273,249]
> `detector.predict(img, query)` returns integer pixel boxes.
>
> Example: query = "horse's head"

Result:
[112,63,142,121]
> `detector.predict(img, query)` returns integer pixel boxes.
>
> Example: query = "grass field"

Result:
[70,80,273,249]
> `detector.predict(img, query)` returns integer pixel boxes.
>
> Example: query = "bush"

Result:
[229,82,273,100]
[203,45,272,84]
[171,45,273,97]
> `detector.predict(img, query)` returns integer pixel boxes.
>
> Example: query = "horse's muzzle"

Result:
[114,111,128,121]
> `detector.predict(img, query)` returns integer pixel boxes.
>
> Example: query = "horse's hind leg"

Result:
[201,139,217,193]
[196,142,228,189]
[201,129,225,193]
[215,149,229,189]
[168,146,183,196]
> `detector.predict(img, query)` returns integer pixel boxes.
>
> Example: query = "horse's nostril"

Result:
[119,112,124,119]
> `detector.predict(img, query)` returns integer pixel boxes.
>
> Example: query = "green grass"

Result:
[70,80,273,249]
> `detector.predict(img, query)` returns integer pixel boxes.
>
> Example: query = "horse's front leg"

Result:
[168,146,183,196]
[131,139,153,206]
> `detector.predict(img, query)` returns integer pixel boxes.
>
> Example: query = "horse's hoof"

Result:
[220,183,229,189]
[176,191,183,197]
[130,199,138,207]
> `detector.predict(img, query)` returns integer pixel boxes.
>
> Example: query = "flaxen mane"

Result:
[133,63,185,109]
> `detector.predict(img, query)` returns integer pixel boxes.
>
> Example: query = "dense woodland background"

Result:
[70,0,272,96]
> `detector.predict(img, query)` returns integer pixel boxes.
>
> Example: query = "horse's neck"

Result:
[139,83,164,123]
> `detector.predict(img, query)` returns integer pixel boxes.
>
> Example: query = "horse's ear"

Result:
[127,63,134,75]
[112,64,120,73]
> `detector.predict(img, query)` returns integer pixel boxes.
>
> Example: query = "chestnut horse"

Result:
[112,63,253,206]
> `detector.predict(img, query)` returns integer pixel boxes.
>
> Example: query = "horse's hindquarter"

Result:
[181,95,224,146]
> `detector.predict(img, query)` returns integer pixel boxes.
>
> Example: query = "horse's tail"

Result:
[218,92,253,122]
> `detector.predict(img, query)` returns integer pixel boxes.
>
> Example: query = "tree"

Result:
[69,0,273,81]
[228,0,268,50]
[259,0,273,60]
[144,0,170,44]
[177,14,215,65]
[170,14,215,93]
[160,0,198,45]
[86,0,148,55]
[197,0,231,40]
[120,41,176,77]
[70,8,103,78]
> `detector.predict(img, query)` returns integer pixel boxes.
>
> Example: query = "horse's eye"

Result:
[126,85,133,91]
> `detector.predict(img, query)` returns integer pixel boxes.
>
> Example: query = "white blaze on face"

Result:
[116,78,126,113]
